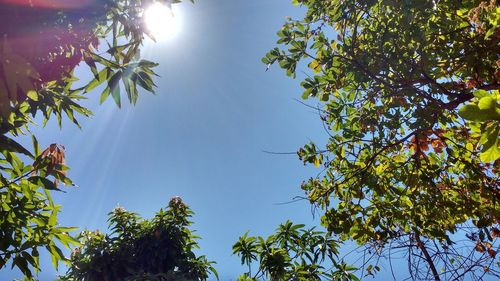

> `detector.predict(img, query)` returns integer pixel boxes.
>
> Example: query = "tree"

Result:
[262,0,499,279]
[0,0,189,277]
[60,197,218,281]
[233,221,358,281]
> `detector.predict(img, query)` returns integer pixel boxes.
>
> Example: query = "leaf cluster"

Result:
[61,197,218,281]
[263,0,500,279]
[233,220,357,281]
[0,139,78,278]
[0,0,191,278]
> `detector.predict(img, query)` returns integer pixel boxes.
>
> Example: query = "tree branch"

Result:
[415,232,441,281]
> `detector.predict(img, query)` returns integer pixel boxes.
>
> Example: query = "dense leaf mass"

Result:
[233,221,359,281]
[61,197,218,281]
[264,0,499,279]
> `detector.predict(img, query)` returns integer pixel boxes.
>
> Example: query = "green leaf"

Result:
[13,256,31,278]
[100,86,111,104]
[0,135,33,157]
[31,135,40,157]
[28,176,61,191]
[485,27,495,39]
[473,90,490,99]
[480,124,500,162]
[84,68,110,93]
[458,104,500,122]
[84,53,99,77]
[26,90,38,101]
[46,244,63,270]
[48,210,58,227]
[478,96,497,110]
[309,60,322,73]
[109,71,123,107]
[55,232,80,248]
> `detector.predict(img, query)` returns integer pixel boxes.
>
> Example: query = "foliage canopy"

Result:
[263,0,499,279]
[61,197,218,281]
[0,0,188,277]
[233,220,358,281]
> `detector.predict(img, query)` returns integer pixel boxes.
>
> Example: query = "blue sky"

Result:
[3,0,331,279]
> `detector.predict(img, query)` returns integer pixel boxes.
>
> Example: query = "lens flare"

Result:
[144,2,180,41]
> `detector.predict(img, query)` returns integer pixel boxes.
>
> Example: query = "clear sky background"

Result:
[3,0,333,280]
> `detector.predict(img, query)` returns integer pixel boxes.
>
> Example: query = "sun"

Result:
[144,2,180,41]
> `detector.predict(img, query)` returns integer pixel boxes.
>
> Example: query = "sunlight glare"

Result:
[144,2,180,41]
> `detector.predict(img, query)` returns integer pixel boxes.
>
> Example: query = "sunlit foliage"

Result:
[233,221,358,281]
[60,197,218,281]
[262,0,499,279]
[0,0,190,277]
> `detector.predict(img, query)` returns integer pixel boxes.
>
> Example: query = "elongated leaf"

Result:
[84,68,110,93]
[0,135,33,157]
[28,176,61,191]
[109,71,123,107]
[100,86,111,104]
